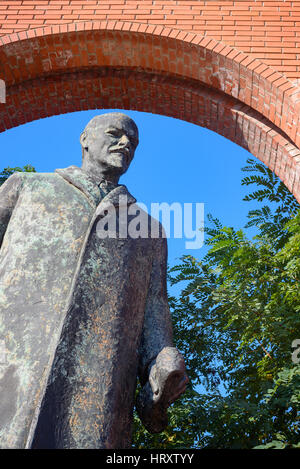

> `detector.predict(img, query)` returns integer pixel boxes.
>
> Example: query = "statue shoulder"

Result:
[0,171,25,195]
[17,171,61,185]
[5,172,65,193]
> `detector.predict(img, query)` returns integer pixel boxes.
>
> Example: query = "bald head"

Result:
[82,113,138,142]
[80,112,139,184]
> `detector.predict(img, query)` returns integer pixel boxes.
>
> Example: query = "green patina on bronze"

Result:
[0,169,96,447]
[0,113,188,449]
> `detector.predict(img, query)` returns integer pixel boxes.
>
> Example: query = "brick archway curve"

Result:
[0,21,300,201]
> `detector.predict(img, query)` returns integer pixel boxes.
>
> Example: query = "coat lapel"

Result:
[55,166,136,209]
[55,166,102,207]
[99,184,136,209]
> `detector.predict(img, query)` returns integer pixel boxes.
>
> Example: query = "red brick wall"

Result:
[0,1,300,201]
[0,1,300,84]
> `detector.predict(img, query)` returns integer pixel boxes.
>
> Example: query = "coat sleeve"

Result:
[0,173,23,248]
[138,235,174,385]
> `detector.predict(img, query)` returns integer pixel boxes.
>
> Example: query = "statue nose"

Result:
[119,135,130,147]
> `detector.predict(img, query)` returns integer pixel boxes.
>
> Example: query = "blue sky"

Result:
[0,109,258,269]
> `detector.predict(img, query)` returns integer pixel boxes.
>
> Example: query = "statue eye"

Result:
[106,130,120,137]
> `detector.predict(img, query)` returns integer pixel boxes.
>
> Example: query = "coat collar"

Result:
[55,165,136,208]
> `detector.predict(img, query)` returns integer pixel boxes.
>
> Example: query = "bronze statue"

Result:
[0,113,188,449]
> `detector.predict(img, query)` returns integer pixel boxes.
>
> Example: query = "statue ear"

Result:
[80,130,88,149]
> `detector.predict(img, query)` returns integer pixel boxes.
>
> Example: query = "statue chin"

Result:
[110,152,128,168]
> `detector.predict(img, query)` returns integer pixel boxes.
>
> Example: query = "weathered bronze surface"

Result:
[0,113,188,449]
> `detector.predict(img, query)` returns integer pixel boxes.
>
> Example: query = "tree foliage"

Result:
[132,158,300,449]
[0,165,36,187]
[1,161,299,448]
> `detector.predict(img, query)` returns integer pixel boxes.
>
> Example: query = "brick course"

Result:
[0,2,300,201]
[0,1,300,82]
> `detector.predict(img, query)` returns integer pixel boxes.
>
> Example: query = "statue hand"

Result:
[136,347,188,433]
[149,347,188,406]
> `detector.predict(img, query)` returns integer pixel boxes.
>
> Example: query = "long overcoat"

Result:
[0,166,173,449]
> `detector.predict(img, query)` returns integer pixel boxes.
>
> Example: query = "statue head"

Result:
[80,112,139,183]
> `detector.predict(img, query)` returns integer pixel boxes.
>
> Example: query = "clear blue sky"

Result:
[0,109,259,269]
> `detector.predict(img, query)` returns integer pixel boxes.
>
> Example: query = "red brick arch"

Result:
[0,21,300,201]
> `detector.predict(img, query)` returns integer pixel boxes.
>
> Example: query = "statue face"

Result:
[81,114,139,179]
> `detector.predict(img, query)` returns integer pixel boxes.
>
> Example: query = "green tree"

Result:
[132,159,300,449]
[1,163,299,448]
[0,165,36,187]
